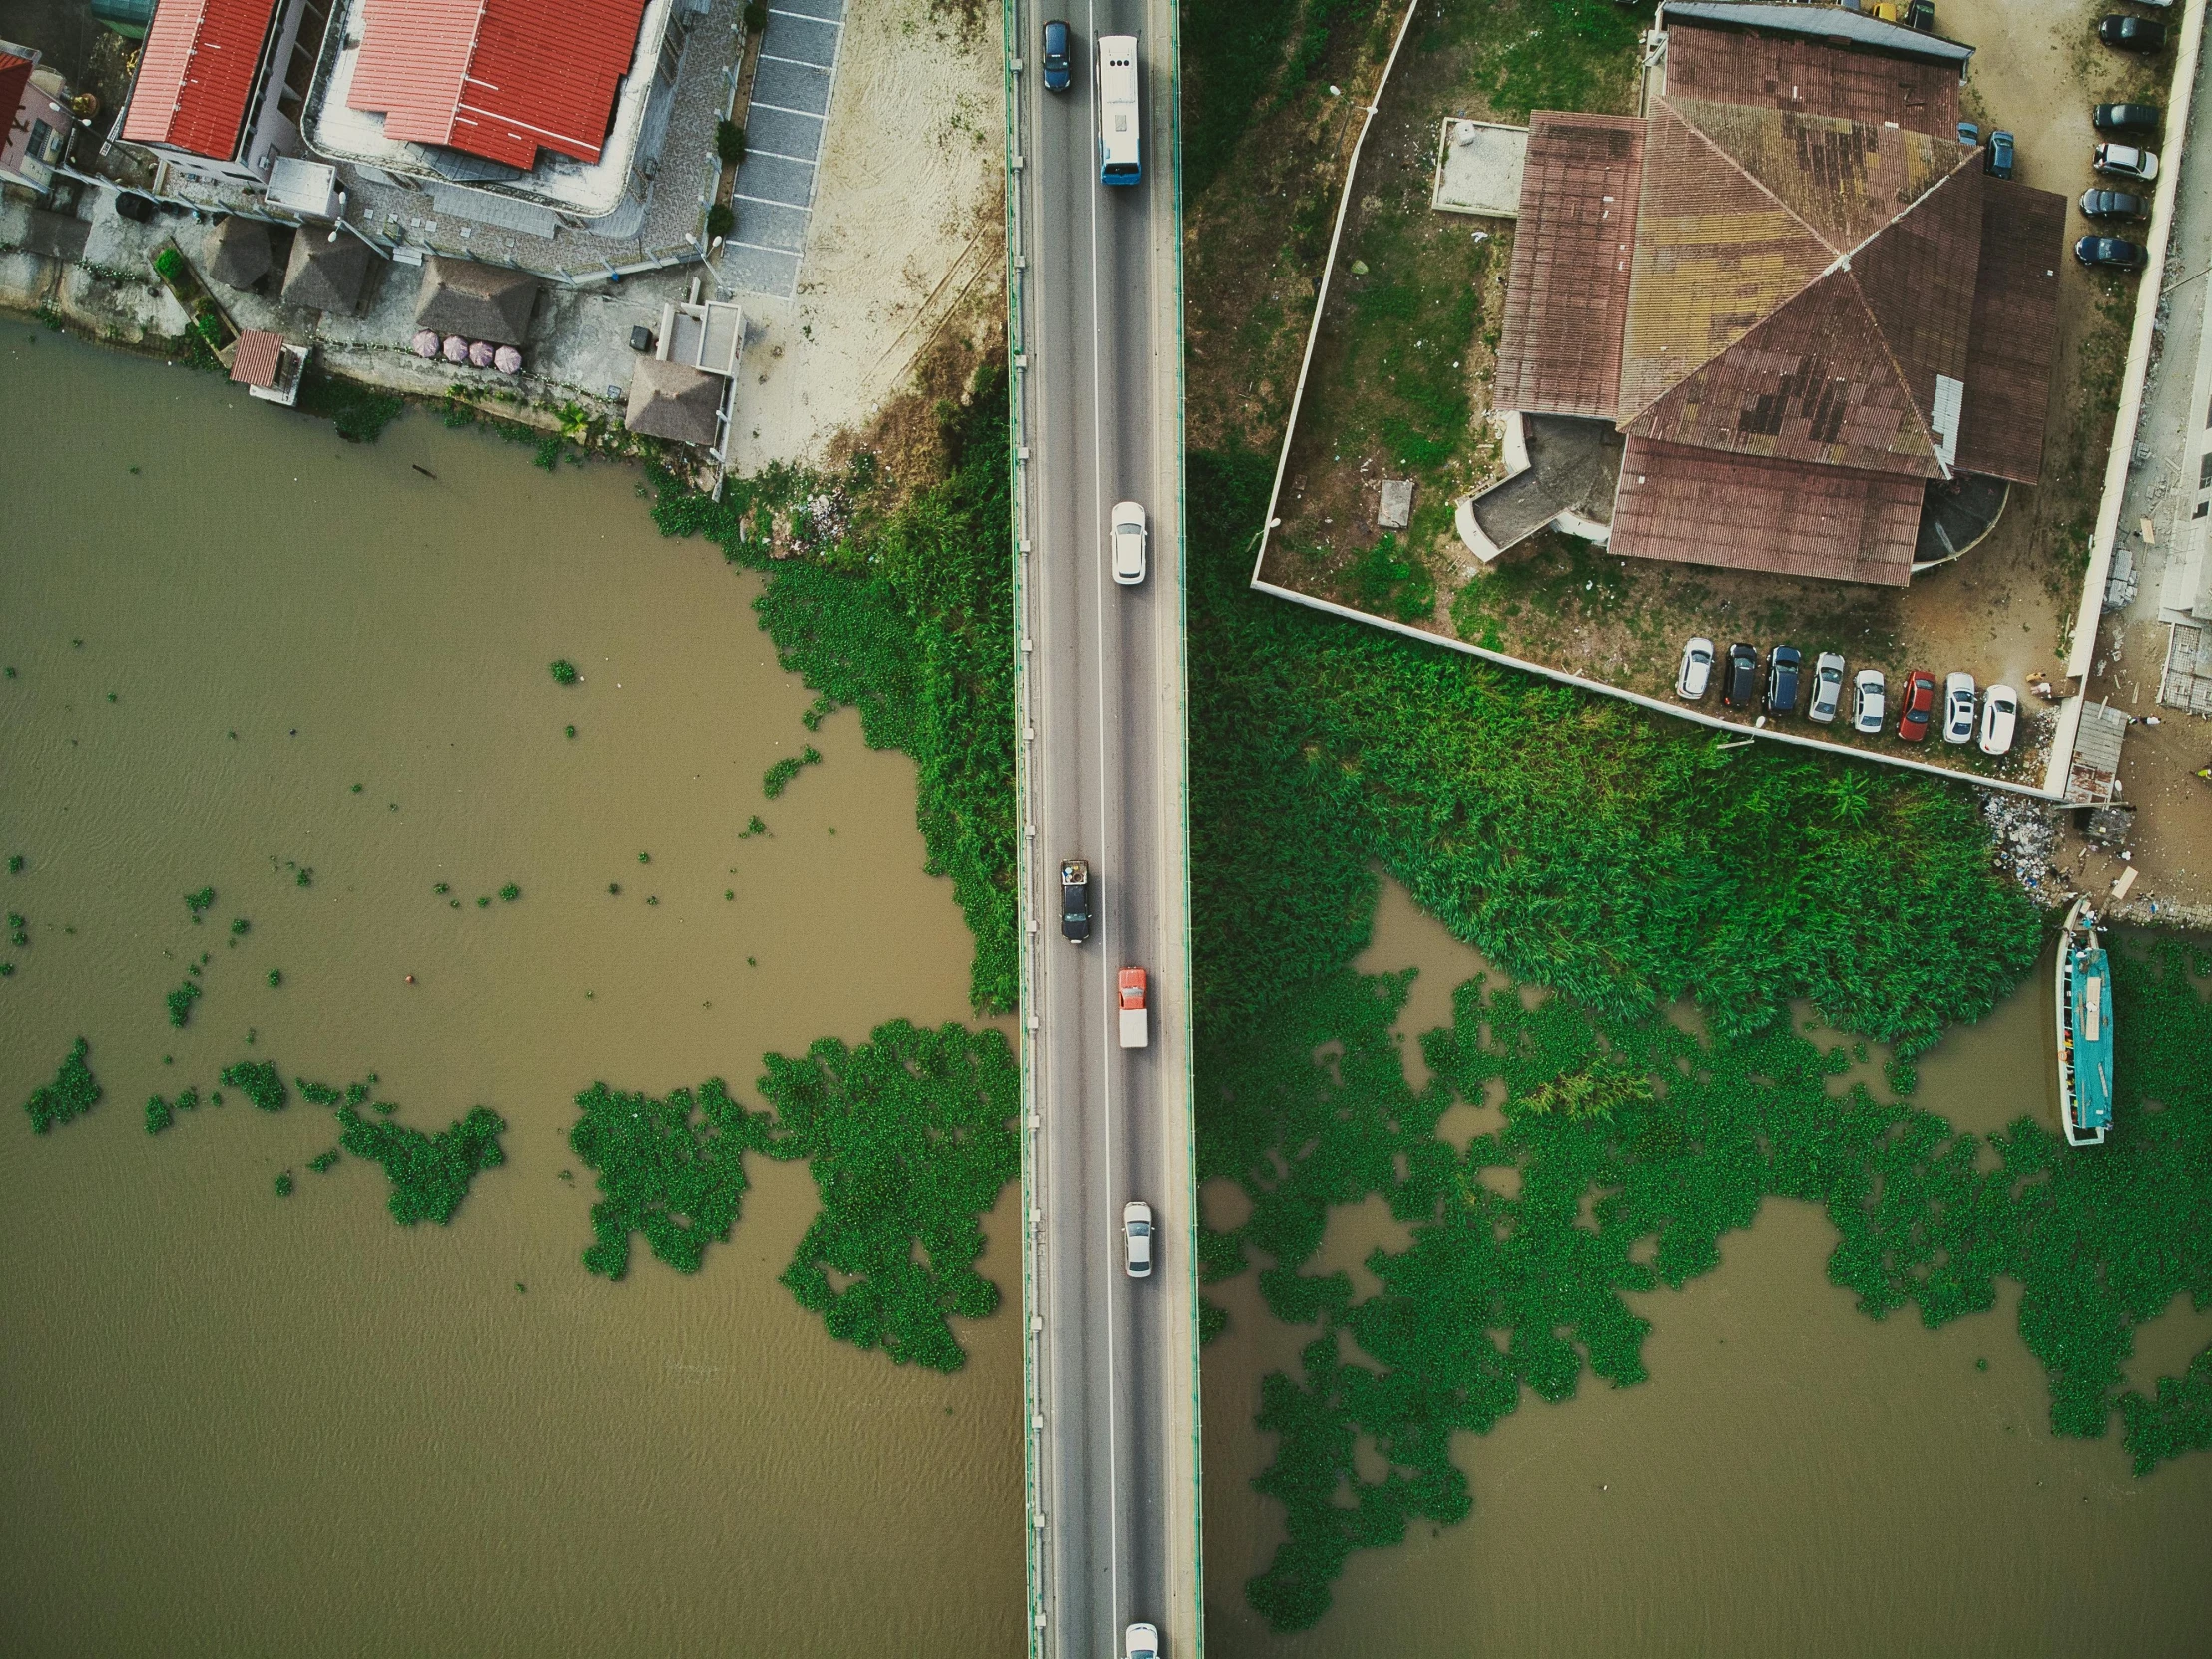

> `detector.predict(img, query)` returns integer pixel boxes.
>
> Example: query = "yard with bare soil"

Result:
[1247,0,2170,794]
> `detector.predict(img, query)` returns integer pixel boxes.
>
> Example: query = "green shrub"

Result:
[715,119,746,165]
[743,0,767,33]
[706,202,735,242]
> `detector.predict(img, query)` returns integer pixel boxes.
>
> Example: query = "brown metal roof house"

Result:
[1484,0,2065,587]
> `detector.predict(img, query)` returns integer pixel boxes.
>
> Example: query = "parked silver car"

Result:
[1942,672,1977,745]
[1807,652,1846,723]
[1851,669,1886,735]
[1676,636,1714,701]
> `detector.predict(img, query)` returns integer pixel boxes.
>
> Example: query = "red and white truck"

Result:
[1118,967,1149,1048]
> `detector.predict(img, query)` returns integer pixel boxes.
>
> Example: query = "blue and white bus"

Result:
[1096,34,1140,186]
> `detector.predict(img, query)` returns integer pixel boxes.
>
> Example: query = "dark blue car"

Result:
[1041,19,1071,91]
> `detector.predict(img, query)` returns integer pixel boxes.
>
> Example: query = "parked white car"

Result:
[1676,636,1714,701]
[2093,142,2160,182]
[1978,683,2018,755]
[1123,1200,1153,1278]
[1851,668,1886,735]
[1808,652,1846,723]
[1111,500,1148,586]
[1125,1622,1160,1659]
[1942,672,1977,744]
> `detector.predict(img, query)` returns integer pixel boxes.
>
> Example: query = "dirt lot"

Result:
[1249,0,2175,793]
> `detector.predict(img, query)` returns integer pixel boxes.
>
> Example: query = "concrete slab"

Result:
[764,12,841,67]
[1431,118,1528,219]
[731,198,810,254]
[1378,478,1413,528]
[753,57,833,116]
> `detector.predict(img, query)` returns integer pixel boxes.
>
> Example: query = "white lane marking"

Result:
[746,99,828,119]
[733,192,814,213]
[1086,0,1122,1641]
[757,51,834,68]
[744,146,819,164]
[767,6,843,22]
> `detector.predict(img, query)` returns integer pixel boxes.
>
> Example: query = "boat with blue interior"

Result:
[2055,898,2114,1147]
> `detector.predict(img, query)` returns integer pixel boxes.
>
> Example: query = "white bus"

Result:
[1095,34,1140,186]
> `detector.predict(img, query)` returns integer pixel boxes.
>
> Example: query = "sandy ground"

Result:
[723,0,1006,474]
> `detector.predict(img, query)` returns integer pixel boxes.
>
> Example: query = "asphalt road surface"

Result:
[1009,0,1200,1654]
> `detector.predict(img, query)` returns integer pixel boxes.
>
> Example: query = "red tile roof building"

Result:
[344,0,651,170]
[1490,3,2064,586]
[121,0,282,157]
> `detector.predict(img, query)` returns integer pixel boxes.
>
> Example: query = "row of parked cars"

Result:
[2075,101,2166,271]
[1675,640,2020,756]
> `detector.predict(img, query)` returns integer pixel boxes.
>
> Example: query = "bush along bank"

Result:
[569,1018,1019,1372]
[1186,446,2044,1048]
[650,365,1017,1014]
[1204,938,2212,1631]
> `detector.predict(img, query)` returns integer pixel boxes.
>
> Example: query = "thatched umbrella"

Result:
[280,229,373,314]
[413,256,539,346]
[206,216,272,288]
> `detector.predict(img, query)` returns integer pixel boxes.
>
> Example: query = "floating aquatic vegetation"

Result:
[230,917,249,936]
[23,1038,100,1133]
[297,1079,344,1107]
[219,1061,286,1114]
[267,969,282,988]
[307,1149,341,1173]
[739,816,767,838]
[185,886,215,918]
[801,692,837,731]
[336,1103,507,1226]
[566,725,577,739]
[1208,935,2212,1632]
[499,883,520,902]
[762,746,823,799]
[8,912,25,948]
[143,1086,200,1134]
[757,1019,1020,1372]
[434,883,450,894]
[166,980,203,1028]
[477,895,491,908]
[637,851,651,864]
[295,867,313,888]
[274,1172,294,1197]
[550,659,580,685]
[7,855,22,874]
[568,1078,768,1278]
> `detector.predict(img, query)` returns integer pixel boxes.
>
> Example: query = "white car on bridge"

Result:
[1125,1621,1160,1659]
[1123,1200,1153,1277]
[1112,500,1148,586]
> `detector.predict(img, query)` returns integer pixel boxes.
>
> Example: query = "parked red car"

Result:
[1896,670,1937,742]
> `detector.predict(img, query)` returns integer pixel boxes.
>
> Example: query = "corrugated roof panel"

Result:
[348,0,651,170]
[1612,435,1922,585]
[1955,177,2065,484]
[1493,111,1646,420]
[1615,100,1833,423]
[1663,8,1967,126]
[121,0,282,158]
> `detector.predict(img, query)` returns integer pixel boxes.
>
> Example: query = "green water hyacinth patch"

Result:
[762,746,823,799]
[23,1038,100,1133]
[759,1019,1020,1373]
[336,1104,507,1226]
[219,1061,286,1114]
[550,659,580,685]
[1204,938,2212,1632]
[165,980,203,1028]
[569,1078,768,1277]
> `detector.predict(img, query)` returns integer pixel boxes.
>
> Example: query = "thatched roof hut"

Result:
[625,358,725,447]
[280,229,372,314]
[413,256,538,345]
[206,216,272,289]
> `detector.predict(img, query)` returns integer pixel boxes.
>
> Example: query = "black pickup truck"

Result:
[1060,858,1091,943]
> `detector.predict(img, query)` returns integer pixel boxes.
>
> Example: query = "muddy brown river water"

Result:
[5,334,2209,1657]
